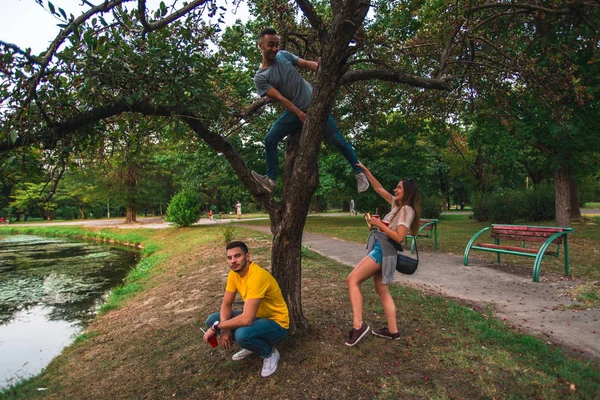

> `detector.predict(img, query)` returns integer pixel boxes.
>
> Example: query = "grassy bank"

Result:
[1,224,599,399]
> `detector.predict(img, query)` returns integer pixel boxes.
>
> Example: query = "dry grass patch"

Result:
[3,227,599,399]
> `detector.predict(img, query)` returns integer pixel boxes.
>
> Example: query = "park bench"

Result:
[405,218,439,253]
[463,224,573,282]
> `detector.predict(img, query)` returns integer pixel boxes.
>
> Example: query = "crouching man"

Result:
[203,241,289,377]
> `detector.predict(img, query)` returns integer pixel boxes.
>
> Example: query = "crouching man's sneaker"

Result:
[232,348,254,361]
[345,322,370,346]
[261,348,280,377]
[372,327,401,340]
[355,172,369,193]
[251,171,276,193]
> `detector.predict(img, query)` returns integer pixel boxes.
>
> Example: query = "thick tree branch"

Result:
[295,0,326,40]
[0,100,278,211]
[341,69,450,90]
[137,0,210,33]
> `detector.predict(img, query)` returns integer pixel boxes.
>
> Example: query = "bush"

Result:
[486,190,524,224]
[521,183,555,221]
[420,194,443,219]
[472,191,523,224]
[472,192,491,222]
[165,190,203,227]
[473,186,557,223]
[219,222,237,243]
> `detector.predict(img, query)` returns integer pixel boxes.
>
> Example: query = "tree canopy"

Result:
[1,0,598,331]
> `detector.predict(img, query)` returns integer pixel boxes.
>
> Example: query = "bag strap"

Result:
[413,236,419,260]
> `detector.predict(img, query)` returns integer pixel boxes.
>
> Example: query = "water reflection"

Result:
[0,234,139,388]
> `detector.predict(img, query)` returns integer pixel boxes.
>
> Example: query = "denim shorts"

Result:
[367,240,382,265]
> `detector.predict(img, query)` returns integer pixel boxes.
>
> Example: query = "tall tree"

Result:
[1,0,598,331]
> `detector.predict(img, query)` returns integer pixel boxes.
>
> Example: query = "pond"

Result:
[0,234,140,389]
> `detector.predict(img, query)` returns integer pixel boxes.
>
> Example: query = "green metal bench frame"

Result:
[405,218,438,253]
[463,224,573,282]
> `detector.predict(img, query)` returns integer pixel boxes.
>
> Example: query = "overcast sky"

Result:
[0,0,249,55]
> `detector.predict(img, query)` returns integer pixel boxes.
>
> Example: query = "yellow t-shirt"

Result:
[225,262,290,329]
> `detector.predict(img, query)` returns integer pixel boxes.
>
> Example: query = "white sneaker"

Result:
[232,348,254,361]
[261,348,280,377]
[251,171,276,193]
[356,172,369,193]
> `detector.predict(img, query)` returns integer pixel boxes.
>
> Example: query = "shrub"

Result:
[472,192,491,222]
[420,194,443,219]
[165,190,203,227]
[486,190,524,224]
[219,222,237,243]
[473,190,524,224]
[521,183,555,221]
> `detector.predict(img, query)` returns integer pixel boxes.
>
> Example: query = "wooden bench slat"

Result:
[493,225,566,233]
[493,229,562,237]
[476,243,556,255]
[491,233,564,244]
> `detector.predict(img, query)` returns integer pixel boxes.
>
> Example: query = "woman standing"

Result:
[345,162,421,346]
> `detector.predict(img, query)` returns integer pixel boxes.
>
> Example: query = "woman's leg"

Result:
[373,272,398,333]
[346,256,382,329]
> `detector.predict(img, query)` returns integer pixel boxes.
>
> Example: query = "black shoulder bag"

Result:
[395,237,419,275]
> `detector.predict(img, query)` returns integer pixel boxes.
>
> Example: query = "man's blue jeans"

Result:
[206,311,288,358]
[264,111,361,180]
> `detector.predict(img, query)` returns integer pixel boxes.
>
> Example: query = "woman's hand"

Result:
[355,162,366,171]
[367,217,385,229]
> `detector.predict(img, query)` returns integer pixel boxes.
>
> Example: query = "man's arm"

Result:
[203,292,262,349]
[217,298,261,329]
[297,56,321,72]
[219,290,235,323]
[264,87,307,122]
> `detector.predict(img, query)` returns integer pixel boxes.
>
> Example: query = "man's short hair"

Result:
[259,28,278,40]
[226,241,248,254]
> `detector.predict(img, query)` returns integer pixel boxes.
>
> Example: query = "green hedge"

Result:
[472,186,555,223]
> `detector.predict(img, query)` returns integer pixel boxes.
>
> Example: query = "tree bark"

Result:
[554,165,571,227]
[124,164,138,224]
[570,180,581,219]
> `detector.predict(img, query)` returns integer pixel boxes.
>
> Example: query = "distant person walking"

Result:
[235,201,242,219]
[250,28,369,194]
[203,241,289,377]
[344,162,421,346]
[349,199,355,215]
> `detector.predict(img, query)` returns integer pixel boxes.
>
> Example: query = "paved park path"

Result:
[239,219,600,361]
[6,215,599,360]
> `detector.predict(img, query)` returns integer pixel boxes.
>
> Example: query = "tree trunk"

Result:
[124,163,138,223]
[554,165,571,227]
[570,180,581,219]
[78,207,85,220]
[269,130,315,334]
[125,207,137,223]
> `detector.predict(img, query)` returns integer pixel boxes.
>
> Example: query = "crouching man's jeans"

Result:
[206,311,287,358]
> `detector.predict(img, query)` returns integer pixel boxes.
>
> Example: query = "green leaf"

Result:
[48,1,56,15]
[10,130,19,143]
[59,7,67,19]
[160,1,167,17]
